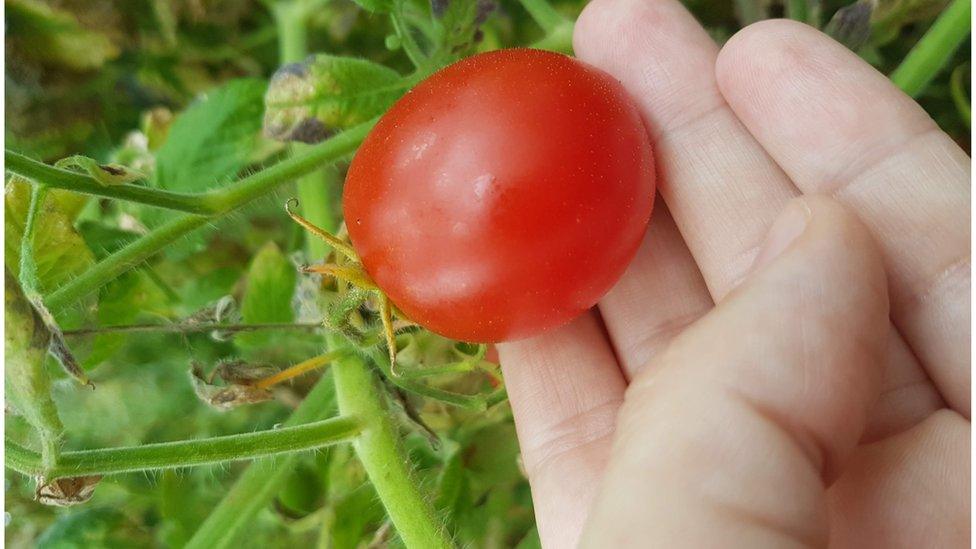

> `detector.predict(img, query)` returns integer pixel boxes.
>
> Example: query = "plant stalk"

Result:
[890,0,971,97]
[4,151,221,214]
[186,373,340,549]
[330,337,454,549]
[5,415,361,478]
[40,120,374,312]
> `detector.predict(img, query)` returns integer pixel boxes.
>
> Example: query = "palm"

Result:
[498,2,970,547]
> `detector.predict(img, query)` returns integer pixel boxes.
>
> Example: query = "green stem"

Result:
[518,0,568,33]
[297,159,341,260]
[367,348,489,410]
[14,187,64,467]
[46,215,209,311]
[6,415,361,478]
[950,63,971,127]
[63,321,323,337]
[5,151,221,214]
[392,15,428,70]
[529,21,575,54]
[890,0,971,97]
[186,373,339,549]
[19,185,47,293]
[329,337,454,549]
[275,1,310,64]
[5,271,64,469]
[41,121,374,312]
[785,0,808,23]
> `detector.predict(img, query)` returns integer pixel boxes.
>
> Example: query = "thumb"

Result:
[581,196,889,548]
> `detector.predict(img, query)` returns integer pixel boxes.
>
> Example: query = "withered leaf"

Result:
[35,475,102,507]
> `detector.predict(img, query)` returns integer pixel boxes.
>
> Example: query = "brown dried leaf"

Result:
[35,475,101,507]
[189,362,273,411]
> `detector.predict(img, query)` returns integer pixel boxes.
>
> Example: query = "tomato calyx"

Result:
[287,199,507,410]
[286,198,408,375]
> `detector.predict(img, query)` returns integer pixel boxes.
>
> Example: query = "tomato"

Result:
[343,48,655,343]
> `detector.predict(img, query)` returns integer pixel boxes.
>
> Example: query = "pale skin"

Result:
[498,3,971,548]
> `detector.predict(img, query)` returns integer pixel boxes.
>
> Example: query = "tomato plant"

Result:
[345,48,656,342]
[3,0,968,546]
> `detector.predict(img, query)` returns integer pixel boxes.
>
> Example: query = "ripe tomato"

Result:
[344,48,655,343]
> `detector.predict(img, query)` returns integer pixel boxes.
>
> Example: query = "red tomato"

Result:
[344,48,655,343]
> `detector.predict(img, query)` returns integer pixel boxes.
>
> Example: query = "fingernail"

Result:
[752,199,811,271]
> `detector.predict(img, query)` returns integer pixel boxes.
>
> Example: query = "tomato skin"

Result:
[344,48,655,343]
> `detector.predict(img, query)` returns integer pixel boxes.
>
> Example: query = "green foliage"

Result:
[5,179,94,294]
[264,55,407,143]
[5,0,118,71]
[3,0,969,547]
[145,78,268,258]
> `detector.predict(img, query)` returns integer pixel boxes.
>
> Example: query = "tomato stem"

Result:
[5,415,362,479]
[329,337,455,549]
[4,151,223,214]
[40,120,375,313]
[890,0,971,98]
[186,373,341,549]
[950,63,971,128]
[62,321,323,337]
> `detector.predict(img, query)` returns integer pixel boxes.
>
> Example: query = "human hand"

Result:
[499,6,971,548]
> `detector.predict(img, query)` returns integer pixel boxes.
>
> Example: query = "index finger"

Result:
[716,20,971,416]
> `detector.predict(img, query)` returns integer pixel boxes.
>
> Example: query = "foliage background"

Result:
[3,0,969,547]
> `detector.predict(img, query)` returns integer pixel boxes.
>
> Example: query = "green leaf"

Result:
[6,0,118,70]
[5,178,95,295]
[235,242,297,358]
[264,55,405,144]
[153,79,267,194]
[144,78,267,259]
[429,0,497,64]
[36,507,146,548]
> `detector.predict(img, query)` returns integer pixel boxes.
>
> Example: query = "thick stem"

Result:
[4,151,221,214]
[297,162,341,260]
[275,0,343,262]
[6,415,361,478]
[41,120,374,312]
[330,337,454,549]
[890,0,971,97]
[186,374,340,549]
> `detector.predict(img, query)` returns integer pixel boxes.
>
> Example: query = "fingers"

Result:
[497,312,625,548]
[582,197,889,547]
[829,410,970,548]
[598,204,713,379]
[574,0,934,436]
[716,20,971,417]
[574,0,796,299]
